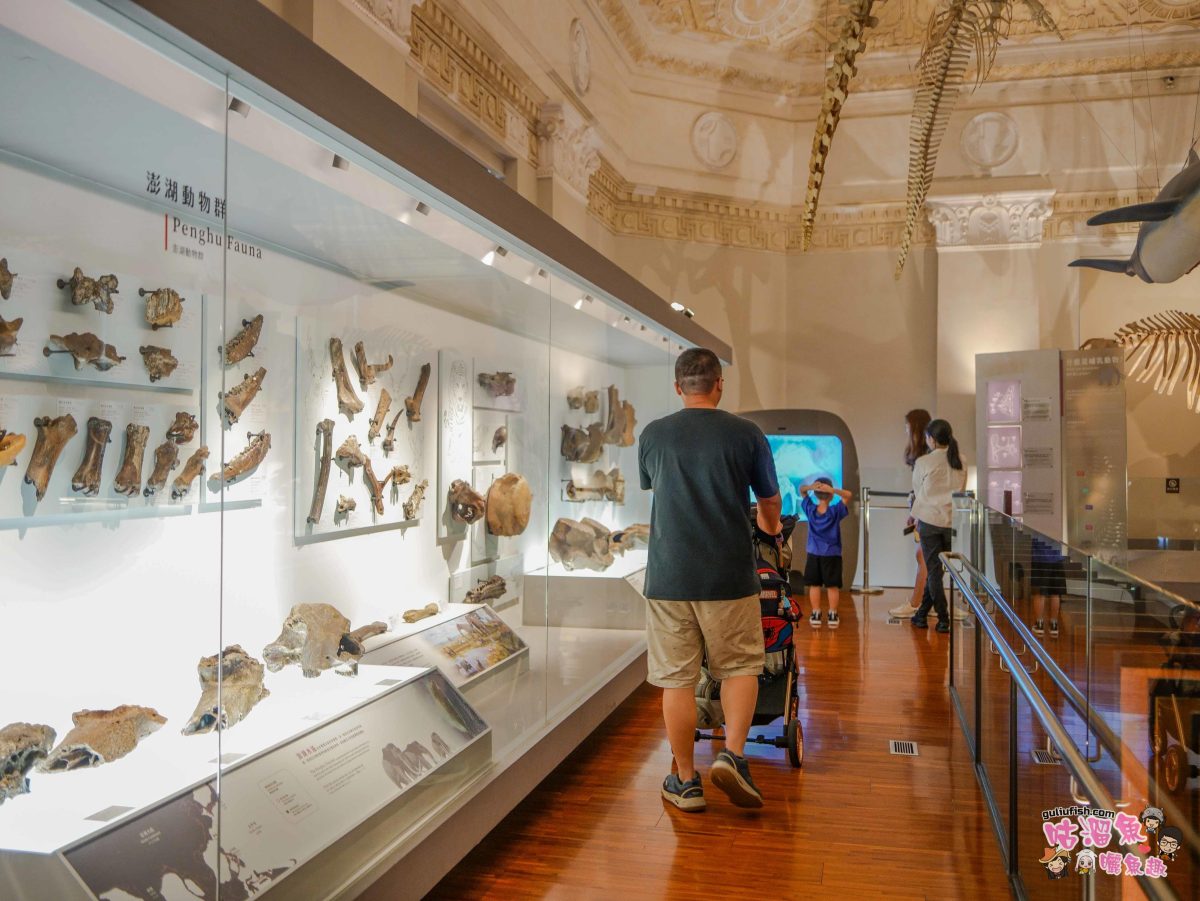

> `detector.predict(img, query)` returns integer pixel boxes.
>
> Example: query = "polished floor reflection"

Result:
[429,590,1009,899]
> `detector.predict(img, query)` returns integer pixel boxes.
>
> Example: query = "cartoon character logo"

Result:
[1074,848,1096,875]
[1040,847,1071,879]
[1158,826,1182,861]
[1140,806,1164,836]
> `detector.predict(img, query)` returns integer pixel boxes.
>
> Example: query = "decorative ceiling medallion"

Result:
[1138,0,1200,19]
[960,112,1020,173]
[715,0,814,44]
[570,18,592,96]
[691,111,738,170]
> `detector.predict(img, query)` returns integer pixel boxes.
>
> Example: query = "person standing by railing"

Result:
[890,408,932,620]
[909,419,967,633]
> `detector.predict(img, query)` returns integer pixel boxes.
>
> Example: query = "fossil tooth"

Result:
[171,446,209,500]
[24,414,77,501]
[221,313,263,366]
[212,431,271,486]
[220,366,267,425]
[0,258,15,301]
[39,705,166,772]
[465,575,506,604]
[44,333,125,371]
[0,314,21,356]
[0,429,26,467]
[560,422,605,463]
[57,267,118,314]
[477,371,516,397]
[112,423,150,497]
[486,472,532,536]
[181,645,269,735]
[139,345,178,382]
[405,362,431,422]
[335,495,356,516]
[70,416,113,496]
[492,425,507,453]
[352,341,394,390]
[263,603,386,678]
[402,478,428,520]
[448,478,486,525]
[139,287,185,329]
[368,390,391,442]
[166,412,198,445]
[330,337,364,416]
[308,419,335,525]
[402,602,440,624]
[144,440,180,497]
[0,722,55,804]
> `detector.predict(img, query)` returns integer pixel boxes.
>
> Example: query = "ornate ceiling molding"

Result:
[537,102,602,200]
[925,190,1056,248]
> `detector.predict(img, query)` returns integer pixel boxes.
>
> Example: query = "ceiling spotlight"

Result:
[670,301,686,312]
[415,201,430,216]
[332,154,350,171]
[623,316,631,324]
[573,297,585,310]
[228,97,250,117]
[481,245,508,266]
[537,268,548,279]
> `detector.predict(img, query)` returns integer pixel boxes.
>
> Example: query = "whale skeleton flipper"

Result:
[1086,201,1180,227]
[1069,258,1132,274]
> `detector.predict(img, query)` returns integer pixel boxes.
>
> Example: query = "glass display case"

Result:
[0,2,703,897]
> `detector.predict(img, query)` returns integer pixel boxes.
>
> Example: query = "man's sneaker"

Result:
[889,601,919,617]
[1049,620,1060,638]
[935,620,951,634]
[710,750,764,808]
[1033,620,1045,636]
[809,610,822,629]
[827,611,840,629]
[910,614,928,629]
[661,772,705,812]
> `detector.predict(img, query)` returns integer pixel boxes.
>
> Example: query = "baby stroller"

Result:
[694,513,805,768]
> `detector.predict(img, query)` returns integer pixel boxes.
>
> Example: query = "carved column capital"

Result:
[536,101,601,201]
[349,0,427,46]
[925,189,1056,249]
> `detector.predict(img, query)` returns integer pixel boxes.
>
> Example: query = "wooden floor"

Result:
[428,590,1011,900]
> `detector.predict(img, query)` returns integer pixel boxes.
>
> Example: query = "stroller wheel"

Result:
[787,718,804,768]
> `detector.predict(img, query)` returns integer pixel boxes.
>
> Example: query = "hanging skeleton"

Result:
[1114,310,1200,413]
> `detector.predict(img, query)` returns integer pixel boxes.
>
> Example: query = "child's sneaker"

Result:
[1049,620,1060,638]
[1033,620,1045,636]
[809,610,822,629]
[827,611,840,629]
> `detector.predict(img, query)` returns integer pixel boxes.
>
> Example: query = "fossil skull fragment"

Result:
[70,416,113,496]
[492,425,507,452]
[405,362,431,422]
[448,478,486,525]
[307,419,336,525]
[166,412,198,444]
[212,431,271,486]
[486,472,532,536]
[57,267,118,314]
[465,575,507,604]
[330,337,364,417]
[221,314,263,365]
[263,603,387,677]
[139,345,178,382]
[181,645,269,735]
[336,495,356,516]
[477,371,516,397]
[0,314,21,356]
[560,422,605,463]
[0,430,26,467]
[0,722,55,805]
[172,446,209,500]
[24,414,77,501]
[352,340,394,390]
[39,705,166,772]
[139,287,185,329]
[44,333,125,371]
[368,389,392,442]
[221,366,267,425]
[0,258,15,300]
[548,516,647,572]
[403,478,429,520]
[567,386,585,410]
[403,602,440,623]
[112,424,150,497]
[144,441,180,497]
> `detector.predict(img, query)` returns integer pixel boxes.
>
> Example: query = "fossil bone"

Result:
[263,603,387,677]
[1115,310,1200,412]
[307,418,336,524]
[402,602,440,624]
[567,386,585,409]
[492,425,507,452]
[171,446,209,500]
[166,412,198,445]
[0,314,21,356]
[139,345,179,382]
[330,337,364,416]
[602,386,628,445]
[221,314,263,365]
[382,406,406,453]
[113,423,150,497]
[584,390,599,414]
[57,267,118,314]
[0,722,55,805]
[0,430,26,467]
[432,733,451,760]
[566,467,626,504]
[70,417,112,496]
[549,517,615,572]
[612,523,650,552]
[336,495,356,516]
[486,473,532,536]
[560,422,605,463]
[465,575,507,604]
[221,366,267,425]
[212,431,271,486]
[335,434,367,468]
[24,414,77,501]
[448,478,486,525]
[405,362,431,422]
[477,371,516,397]
[368,390,392,442]
[39,705,166,772]
[0,258,15,300]
[403,479,429,520]
[335,435,401,515]
[144,441,180,497]
[44,333,125,371]
[139,287,185,329]
[352,341,394,390]
[181,646,269,735]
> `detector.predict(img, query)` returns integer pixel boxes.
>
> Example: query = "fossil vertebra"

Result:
[113,424,150,496]
[221,366,267,425]
[221,314,263,365]
[403,479,429,520]
[486,473,532,536]
[405,362,431,422]
[0,430,26,467]
[212,431,271,485]
[1114,310,1200,412]
[368,390,392,442]
[560,422,605,463]
[144,441,179,497]
[181,646,269,735]
[139,287,185,329]
[139,345,178,382]
[336,495,356,516]
[0,722,55,805]
[403,602,440,624]
[477,371,516,397]
[330,337,364,416]
[0,314,21,356]
[448,478,486,525]
[39,705,166,772]
[70,417,112,496]
[352,341,393,390]
[465,575,507,604]
[308,419,336,525]
[172,446,209,499]
[166,412,198,445]
[25,414,77,500]
[44,333,125,371]
[0,258,15,300]
[566,467,626,504]
[567,386,585,410]
[57,267,117,314]
[263,604,387,678]
[492,425,507,453]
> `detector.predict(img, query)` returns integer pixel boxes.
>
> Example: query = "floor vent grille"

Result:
[1031,749,1061,765]
[889,740,918,757]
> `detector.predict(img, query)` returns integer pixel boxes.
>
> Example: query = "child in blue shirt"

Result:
[799,477,853,629]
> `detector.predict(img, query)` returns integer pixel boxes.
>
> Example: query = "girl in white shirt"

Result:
[909,419,967,632]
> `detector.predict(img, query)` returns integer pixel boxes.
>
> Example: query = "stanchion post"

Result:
[856,485,884,595]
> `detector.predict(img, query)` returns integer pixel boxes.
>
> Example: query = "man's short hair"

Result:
[675,348,722,395]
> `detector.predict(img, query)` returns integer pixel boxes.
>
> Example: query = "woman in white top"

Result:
[908,419,967,633]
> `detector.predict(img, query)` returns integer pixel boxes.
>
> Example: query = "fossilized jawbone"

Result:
[0,722,55,805]
[222,314,263,365]
[221,366,267,425]
[263,604,387,678]
[39,705,166,772]
[182,645,270,735]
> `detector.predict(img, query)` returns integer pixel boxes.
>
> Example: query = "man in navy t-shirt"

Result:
[798,477,852,629]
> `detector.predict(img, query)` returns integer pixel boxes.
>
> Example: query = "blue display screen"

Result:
[752,434,845,521]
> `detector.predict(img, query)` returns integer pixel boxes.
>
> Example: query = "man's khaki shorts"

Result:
[646,595,764,688]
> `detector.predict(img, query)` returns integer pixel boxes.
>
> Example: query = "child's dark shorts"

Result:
[804,554,843,589]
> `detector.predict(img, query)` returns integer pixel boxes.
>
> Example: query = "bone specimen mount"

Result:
[335,435,405,515]
[336,495,356,516]
[139,287,185,329]
[486,473,532,536]
[57,267,118,314]
[0,258,15,300]
[70,416,113,497]
[549,517,648,571]
[221,366,267,425]
[0,722,55,805]
[38,705,166,772]
[566,386,585,410]
[465,575,507,604]
[144,441,180,497]
[492,425,507,453]
[603,386,636,446]
[0,429,26,467]
[0,314,21,356]
[352,341,394,390]
[566,467,626,504]
[182,646,269,735]
[405,362,431,422]
[113,423,150,497]
[448,478,486,525]
[403,478,429,520]
[212,431,271,486]
[172,446,209,500]
[263,603,387,677]
[44,333,126,372]
[139,345,179,382]
[221,313,263,366]
[368,389,392,442]
[560,422,605,463]
[24,414,77,501]
[166,411,199,445]
[402,602,440,624]
[477,371,516,397]
[330,337,364,416]
[305,418,337,525]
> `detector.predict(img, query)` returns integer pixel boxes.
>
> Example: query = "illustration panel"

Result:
[987,426,1022,469]
[986,379,1021,423]
[437,349,472,540]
